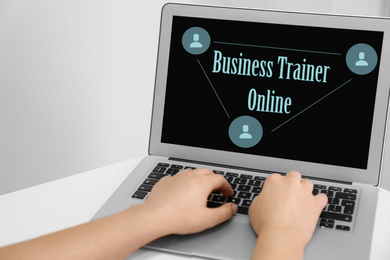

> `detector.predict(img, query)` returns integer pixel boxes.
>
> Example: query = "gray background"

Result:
[1,0,390,195]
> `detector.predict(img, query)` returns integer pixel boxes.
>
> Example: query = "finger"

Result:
[314,193,328,210]
[266,173,282,181]
[205,173,234,197]
[300,178,314,191]
[263,173,282,187]
[150,174,171,190]
[205,203,237,228]
[193,168,214,175]
[285,170,302,180]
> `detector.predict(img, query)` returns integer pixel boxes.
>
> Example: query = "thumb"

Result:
[206,203,237,228]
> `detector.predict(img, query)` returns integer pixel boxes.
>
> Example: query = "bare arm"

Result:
[0,169,237,260]
[249,170,328,260]
[0,169,327,260]
[0,205,169,260]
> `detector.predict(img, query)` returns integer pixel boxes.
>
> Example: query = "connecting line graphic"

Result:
[271,79,352,132]
[214,41,342,56]
[197,59,231,119]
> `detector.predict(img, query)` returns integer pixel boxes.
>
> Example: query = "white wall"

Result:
[0,0,161,194]
[1,0,390,195]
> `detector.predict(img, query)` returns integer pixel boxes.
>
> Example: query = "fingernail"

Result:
[231,203,238,214]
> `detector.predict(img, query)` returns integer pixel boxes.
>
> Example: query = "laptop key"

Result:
[212,190,222,195]
[132,190,148,199]
[344,205,355,214]
[329,186,342,192]
[242,200,252,207]
[314,184,327,190]
[207,201,222,208]
[237,206,249,215]
[328,198,340,205]
[254,176,266,181]
[166,168,180,175]
[227,197,241,204]
[320,212,353,222]
[170,164,184,169]
[153,166,167,173]
[237,185,251,192]
[344,188,358,194]
[157,163,170,167]
[226,172,239,177]
[248,180,262,187]
[234,178,248,185]
[143,178,159,185]
[148,172,166,179]
[230,183,237,190]
[336,225,351,231]
[341,200,355,207]
[237,192,251,199]
[212,195,226,203]
[319,219,334,228]
[328,205,342,213]
[320,190,334,198]
[335,192,357,200]
[225,176,234,183]
[138,184,153,192]
[252,187,262,193]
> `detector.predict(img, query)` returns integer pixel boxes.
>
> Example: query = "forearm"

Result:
[0,204,168,260]
[0,170,237,260]
[252,227,305,260]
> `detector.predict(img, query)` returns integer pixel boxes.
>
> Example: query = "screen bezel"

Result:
[150,3,390,185]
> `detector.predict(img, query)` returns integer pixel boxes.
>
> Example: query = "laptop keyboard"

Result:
[132,162,358,232]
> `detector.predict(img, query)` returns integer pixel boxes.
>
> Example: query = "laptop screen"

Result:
[160,15,383,170]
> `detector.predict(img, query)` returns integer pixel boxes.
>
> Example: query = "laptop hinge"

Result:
[168,157,353,185]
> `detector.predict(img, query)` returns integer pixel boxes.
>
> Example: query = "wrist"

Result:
[124,204,173,238]
[252,227,306,260]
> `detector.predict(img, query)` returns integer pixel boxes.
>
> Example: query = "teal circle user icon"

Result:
[182,27,211,55]
[228,115,263,148]
[346,43,378,75]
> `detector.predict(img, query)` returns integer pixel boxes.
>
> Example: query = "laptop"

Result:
[92,3,390,260]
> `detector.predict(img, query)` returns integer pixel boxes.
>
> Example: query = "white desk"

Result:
[1,156,390,259]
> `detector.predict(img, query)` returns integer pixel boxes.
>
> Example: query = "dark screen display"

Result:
[161,16,383,169]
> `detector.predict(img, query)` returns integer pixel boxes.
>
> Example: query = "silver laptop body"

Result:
[92,4,390,260]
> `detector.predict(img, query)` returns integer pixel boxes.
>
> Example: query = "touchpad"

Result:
[146,216,257,260]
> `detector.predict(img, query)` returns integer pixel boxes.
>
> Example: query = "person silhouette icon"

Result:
[229,116,263,148]
[239,125,252,139]
[355,52,368,67]
[190,34,203,48]
[182,27,210,55]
